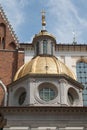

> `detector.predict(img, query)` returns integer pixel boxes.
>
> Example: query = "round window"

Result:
[68,92,74,105]
[67,88,79,106]
[19,92,26,105]
[39,87,56,102]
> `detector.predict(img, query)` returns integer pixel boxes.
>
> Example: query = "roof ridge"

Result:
[0,4,19,44]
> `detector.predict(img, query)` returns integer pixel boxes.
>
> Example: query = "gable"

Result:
[0,5,19,50]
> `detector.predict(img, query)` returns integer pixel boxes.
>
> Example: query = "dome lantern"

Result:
[32,10,56,57]
[14,10,76,82]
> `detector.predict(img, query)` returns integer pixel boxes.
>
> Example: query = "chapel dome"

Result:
[14,55,76,81]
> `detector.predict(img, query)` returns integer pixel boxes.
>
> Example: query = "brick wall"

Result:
[0,50,24,105]
[0,50,24,85]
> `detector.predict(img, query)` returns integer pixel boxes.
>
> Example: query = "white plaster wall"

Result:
[25,50,34,63]
[55,51,87,77]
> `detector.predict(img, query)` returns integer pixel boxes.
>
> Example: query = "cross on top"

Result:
[41,10,46,16]
[41,10,46,30]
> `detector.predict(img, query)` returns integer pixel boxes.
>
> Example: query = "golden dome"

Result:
[14,56,76,81]
[36,30,55,39]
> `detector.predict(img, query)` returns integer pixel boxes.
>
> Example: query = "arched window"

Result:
[0,23,6,49]
[76,61,87,106]
[67,87,79,106]
[14,87,26,106]
[9,42,16,49]
[36,42,39,55]
[2,37,5,49]
[43,40,47,54]
[19,92,26,105]
[51,42,53,55]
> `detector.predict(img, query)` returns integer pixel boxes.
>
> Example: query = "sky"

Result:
[0,0,87,44]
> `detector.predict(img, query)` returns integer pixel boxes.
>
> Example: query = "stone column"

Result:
[59,79,67,106]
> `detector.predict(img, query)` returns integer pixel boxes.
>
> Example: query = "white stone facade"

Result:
[8,76,83,107]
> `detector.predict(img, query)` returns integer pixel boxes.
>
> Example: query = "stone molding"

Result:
[0,106,87,113]
[1,107,87,127]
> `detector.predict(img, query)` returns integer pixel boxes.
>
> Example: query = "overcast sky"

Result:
[0,0,87,44]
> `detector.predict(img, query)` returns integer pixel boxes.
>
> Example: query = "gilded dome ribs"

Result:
[14,56,76,81]
[31,56,39,73]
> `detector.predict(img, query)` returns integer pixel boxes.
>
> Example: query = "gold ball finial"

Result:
[41,10,46,30]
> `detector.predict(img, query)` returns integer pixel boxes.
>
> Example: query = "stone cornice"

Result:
[8,74,84,89]
[1,107,87,127]
[0,106,87,113]
[20,43,87,52]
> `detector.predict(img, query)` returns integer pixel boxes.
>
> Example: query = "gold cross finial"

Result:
[41,10,45,16]
[41,10,46,30]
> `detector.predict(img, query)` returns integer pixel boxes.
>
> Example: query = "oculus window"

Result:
[39,83,57,102]
[67,88,79,106]
[19,91,26,105]
[68,91,74,105]
[39,87,56,102]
